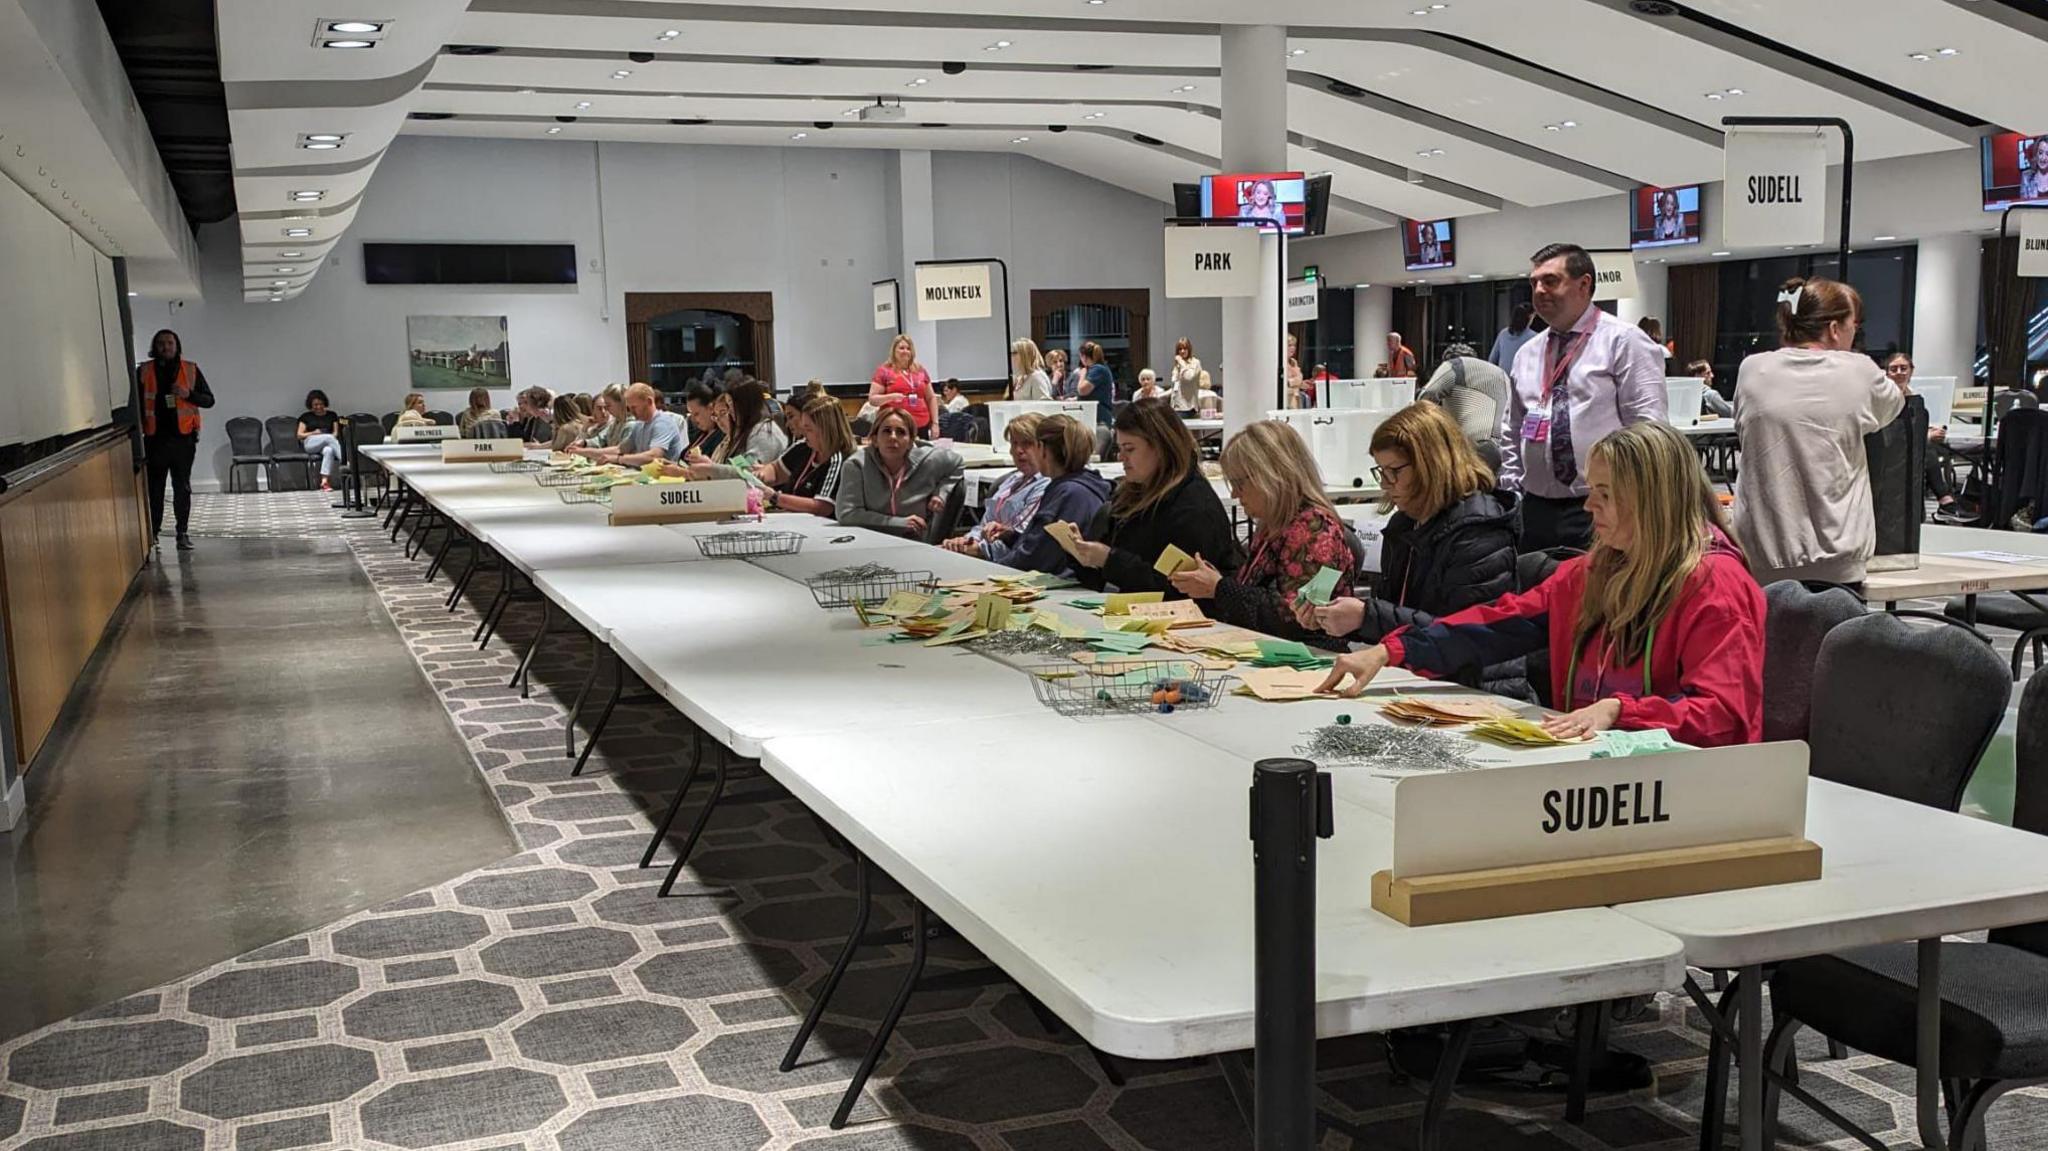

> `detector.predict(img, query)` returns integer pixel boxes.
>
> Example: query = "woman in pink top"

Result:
[870,334,939,434]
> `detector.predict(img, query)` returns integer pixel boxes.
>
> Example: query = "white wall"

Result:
[137,136,1205,488]
[0,168,121,447]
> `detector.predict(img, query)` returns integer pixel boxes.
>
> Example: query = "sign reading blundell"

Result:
[1163,226,1263,298]
[1723,130,1829,248]
[2021,211,2048,279]
[913,264,993,321]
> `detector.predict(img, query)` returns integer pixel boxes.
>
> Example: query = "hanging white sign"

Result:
[2020,211,2048,278]
[1589,250,1639,302]
[1284,278,1320,322]
[914,264,994,321]
[1722,130,1829,248]
[1163,226,1263,298]
[872,280,899,330]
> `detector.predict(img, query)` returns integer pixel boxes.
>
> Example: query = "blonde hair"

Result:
[1109,399,1198,519]
[1004,411,1046,447]
[1369,403,1494,522]
[402,391,426,412]
[1220,420,1335,529]
[889,334,918,369]
[1011,338,1044,377]
[1035,414,1095,476]
[1572,421,1737,665]
[799,395,855,460]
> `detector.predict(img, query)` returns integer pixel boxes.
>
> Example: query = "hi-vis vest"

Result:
[141,359,201,437]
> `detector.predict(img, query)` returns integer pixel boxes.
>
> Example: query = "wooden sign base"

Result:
[1371,836,1822,927]
[607,506,730,526]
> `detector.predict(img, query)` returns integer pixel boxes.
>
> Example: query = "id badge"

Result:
[1520,412,1549,443]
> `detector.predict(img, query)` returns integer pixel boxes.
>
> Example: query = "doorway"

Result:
[625,292,776,393]
[1030,288,1150,400]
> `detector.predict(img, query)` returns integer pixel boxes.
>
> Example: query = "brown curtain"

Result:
[1391,290,1429,372]
[625,322,649,383]
[1983,236,2027,388]
[1668,263,1720,369]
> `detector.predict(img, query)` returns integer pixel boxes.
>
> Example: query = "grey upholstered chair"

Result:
[1807,612,2009,811]
[1765,662,2048,1149]
[1761,581,1868,743]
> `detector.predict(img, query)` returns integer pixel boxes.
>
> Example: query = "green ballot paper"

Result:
[1298,566,1343,606]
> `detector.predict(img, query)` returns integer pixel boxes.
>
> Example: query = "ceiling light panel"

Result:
[312,17,393,49]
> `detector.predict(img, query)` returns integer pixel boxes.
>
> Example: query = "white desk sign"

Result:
[441,438,524,463]
[873,279,899,330]
[1723,130,1829,248]
[392,424,457,442]
[1285,277,1320,322]
[914,264,993,321]
[1163,226,1262,298]
[2020,211,2048,278]
[1374,742,1821,925]
[1590,250,1639,302]
[609,479,748,525]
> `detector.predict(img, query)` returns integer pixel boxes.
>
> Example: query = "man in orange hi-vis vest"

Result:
[138,328,216,551]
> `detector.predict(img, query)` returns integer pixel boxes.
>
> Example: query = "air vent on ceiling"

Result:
[555,115,578,123]
[628,51,655,64]
[408,112,455,121]
[1048,124,1067,133]
[1074,63,1114,71]
[919,122,950,128]
[1327,80,1365,98]
[1629,0,1681,15]
[445,44,502,55]
[771,56,820,66]
[669,118,710,125]
[1132,133,1164,146]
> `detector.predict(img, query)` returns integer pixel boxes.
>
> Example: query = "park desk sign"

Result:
[1722,129,1829,249]
[1370,741,1821,925]
[440,438,523,463]
[609,479,748,525]
[914,264,993,322]
[2021,211,2048,279]
[1163,225,1263,298]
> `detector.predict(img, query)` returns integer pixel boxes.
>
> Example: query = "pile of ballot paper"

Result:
[1248,638,1334,671]
[1378,695,1519,726]
[1468,716,1592,747]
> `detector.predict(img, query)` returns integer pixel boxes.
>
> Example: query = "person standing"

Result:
[869,334,938,437]
[1078,341,1115,426]
[1375,331,1418,379]
[138,329,215,551]
[1499,242,1667,551]
[1734,280,1904,585]
[1489,302,1540,373]
[1007,339,1053,401]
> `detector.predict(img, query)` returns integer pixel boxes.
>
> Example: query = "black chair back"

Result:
[427,410,455,426]
[1810,612,2009,811]
[1999,665,2048,955]
[381,412,399,433]
[1761,581,1867,743]
[264,416,305,456]
[346,415,386,452]
[466,418,510,440]
[1995,389,2041,420]
[225,417,266,458]
[924,483,969,545]
[1993,408,2048,527]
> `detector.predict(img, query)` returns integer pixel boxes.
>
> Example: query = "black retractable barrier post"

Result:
[1166,216,1287,409]
[1250,757,1333,1151]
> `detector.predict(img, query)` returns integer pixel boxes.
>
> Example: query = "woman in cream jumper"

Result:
[1733,277,1905,586]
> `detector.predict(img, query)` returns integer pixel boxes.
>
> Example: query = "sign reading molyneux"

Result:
[1163,225,1263,298]
[2021,211,2048,279]
[1589,250,1639,302]
[1722,129,1829,248]
[872,280,899,330]
[913,264,993,321]
[1285,277,1320,322]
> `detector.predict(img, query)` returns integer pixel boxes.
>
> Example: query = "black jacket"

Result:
[990,468,1112,577]
[1356,489,1526,697]
[1082,468,1240,596]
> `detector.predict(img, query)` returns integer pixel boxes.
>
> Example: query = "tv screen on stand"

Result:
[1402,218,1455,271]
[1983,132,2048,212]
[1200,172,1309,234]
[1629,184,1702,249]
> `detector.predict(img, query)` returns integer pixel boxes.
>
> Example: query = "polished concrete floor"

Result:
[0,536,518,1042]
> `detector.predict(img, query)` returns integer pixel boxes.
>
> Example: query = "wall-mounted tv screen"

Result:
[1201,172,1308,234]
[1629,184,1702,249]
[1301,173,1332,237]
[1402,218,1454,271]
[1982,131,2048,212]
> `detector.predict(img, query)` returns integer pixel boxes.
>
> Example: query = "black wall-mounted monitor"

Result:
[363,242,578,285]
[1301,174,1332,237]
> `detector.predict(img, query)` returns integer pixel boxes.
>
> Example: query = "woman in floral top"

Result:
[1169,419,1355,646]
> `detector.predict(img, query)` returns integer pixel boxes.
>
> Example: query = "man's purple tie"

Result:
[1548,330,1578,488]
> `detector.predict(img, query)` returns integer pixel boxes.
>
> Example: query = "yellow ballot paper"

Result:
[1154,543,1197,577]
[1104,591,1165,616]
[876,590,938,618]
[1128,599,1210,628]
[971,593,1013,633]
[1046,521,1085,557]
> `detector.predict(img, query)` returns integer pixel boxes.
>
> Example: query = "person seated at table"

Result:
[456,387,496,436]
[1133,368,1164,402]
[507,386,554,445]
[395,392,431,428]
[1688,360,1733,418]
[669,396,854,517]
[954,415,1110,575]
[547,394,586,451]
[572,384,629,450]
[581,382,685,466]
[297,389,343,492]
[1168,419,1353,643]
[833,406,964,538]
[1062,399,1238,597]
[697,381,786,465]
[941,378,971,414]
[1298,402,1522,690]
[1885,351,1972,524]
[1319,420,1765,748]
[944,414,1049,557]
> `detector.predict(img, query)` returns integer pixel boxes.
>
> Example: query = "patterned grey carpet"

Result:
[3,494,2043,1150]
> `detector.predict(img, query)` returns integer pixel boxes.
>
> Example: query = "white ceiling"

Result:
[214,0,2037,303]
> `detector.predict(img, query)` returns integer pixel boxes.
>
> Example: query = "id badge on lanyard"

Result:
[1522,333,1584,444]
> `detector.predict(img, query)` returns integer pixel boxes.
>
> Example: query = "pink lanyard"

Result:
[883,464,909,515]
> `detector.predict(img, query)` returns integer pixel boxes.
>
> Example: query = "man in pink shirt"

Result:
[1498,242,1668,550]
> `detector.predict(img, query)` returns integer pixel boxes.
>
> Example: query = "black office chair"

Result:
[381,412,400,434]
[224,417,269,494]
[264,415,313,490]
[427,410,455,427]
[466,418,510,440]
[1760,581,1866,743]
[923,483,968,545]
[1765,662,2048,1150]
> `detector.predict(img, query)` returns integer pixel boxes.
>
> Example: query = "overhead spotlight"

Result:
[612,70,632,78]
[546,126,562,134]
[575,101,592,109]
[790,131,808,140]
[279,251,305,258]
[322,40,373,49]
[657,29,680,39]
[326,21,384,34]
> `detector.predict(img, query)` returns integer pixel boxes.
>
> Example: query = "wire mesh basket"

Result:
[489,460,545,473]
[694,530,805,558]
[559,487,614,505]
[805,567,937,610]
[1024,659,1233,718]
[537,468,595,487]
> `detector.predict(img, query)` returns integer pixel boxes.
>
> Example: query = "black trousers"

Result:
[146,434,197,537]
[1520,493,1593,553]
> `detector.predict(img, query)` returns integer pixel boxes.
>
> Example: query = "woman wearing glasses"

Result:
[832,406,963,538]
[1298,403,1520,674]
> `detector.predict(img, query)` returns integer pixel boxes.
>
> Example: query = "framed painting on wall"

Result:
[407,315,511,391]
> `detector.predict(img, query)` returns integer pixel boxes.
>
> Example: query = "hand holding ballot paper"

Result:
[1047,521,1108,570]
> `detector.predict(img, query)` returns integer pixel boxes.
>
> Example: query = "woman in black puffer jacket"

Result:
[1296,402,1528,697]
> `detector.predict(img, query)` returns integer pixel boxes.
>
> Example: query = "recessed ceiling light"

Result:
[516,87,536,95]
[1172,84,1196,93]
[658,29,680,39]
[1288,47,1308,56]
[612,70,632,78]
[280,251,304,258]
[1907,51,1932,61]
[790,131,808,139]
[842,106,862,117]
[546,126,562,134]
[304,133,343,142]
[1083,111,1105,119]
[908,77,928,86]
[1412,8,1428,14]
[289,191,324,201]
[575,101,591,109]
[127,290,139,297]
[1468,273,1484,279]
[1875,235,1898,241]
[1561,120,1576,128]
[1783,245,1799,250]
[285,228,313,237]
[1087,1,1104,5]
[1937,47,1959,56]
[1414,148,1444,157]
[277,267,296,273]
[1011,135,1030,143]
[1712,250,1731,256]
[271,280,288,287]
[322,39,373,48]
[326,20,383,33]
[1706,91,1724,100]
[1725,88,1744,96]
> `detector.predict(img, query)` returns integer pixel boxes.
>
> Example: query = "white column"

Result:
[1911,232,1980,387]
[1219,24,1287,439]
[1352,284,1392,380]
[892,150,940,372]
[1615,260,1670,338]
